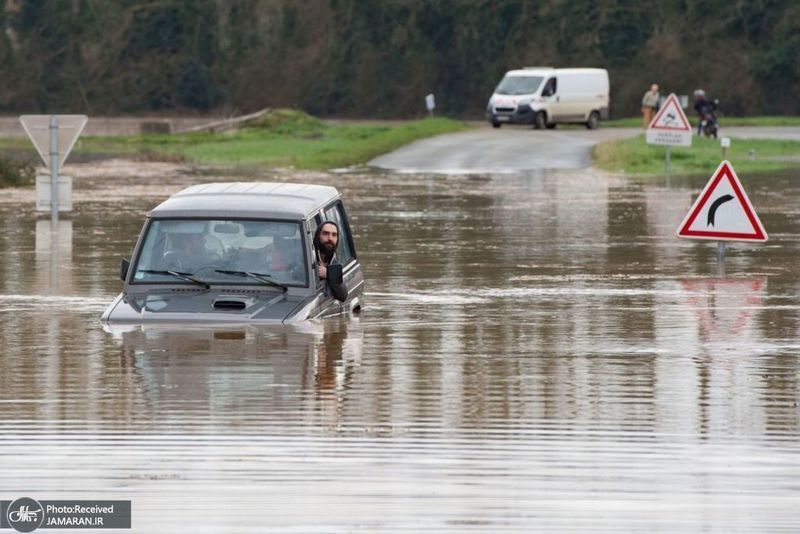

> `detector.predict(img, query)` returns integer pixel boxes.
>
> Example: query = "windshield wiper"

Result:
[139,270,210,290]
[215,270,288,291]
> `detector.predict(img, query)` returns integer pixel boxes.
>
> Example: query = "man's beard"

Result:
[319,241,336,259]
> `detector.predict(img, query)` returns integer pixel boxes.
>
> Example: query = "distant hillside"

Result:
[1,1,797,118]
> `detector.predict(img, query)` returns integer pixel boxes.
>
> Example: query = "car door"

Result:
[306,215,335,318]
[313,202,364,317]
[324,200,363,309]
[541,77,562,119]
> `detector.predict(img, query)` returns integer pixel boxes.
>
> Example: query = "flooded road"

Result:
[369,127,640,173]
[1,164,799,532]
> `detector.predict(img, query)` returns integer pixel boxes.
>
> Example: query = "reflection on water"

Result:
[1,169,799,532]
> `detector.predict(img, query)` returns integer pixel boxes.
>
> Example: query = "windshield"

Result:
[495,75,544,95]
[132,219,307,287]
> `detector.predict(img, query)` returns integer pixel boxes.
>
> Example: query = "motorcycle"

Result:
[698,99,720,138]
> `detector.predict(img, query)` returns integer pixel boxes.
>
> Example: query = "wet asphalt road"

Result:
[370,126,638,173]
[370,125,800,173]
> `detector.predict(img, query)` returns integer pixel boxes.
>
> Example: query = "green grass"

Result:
[67,110,469,169]
[604,116,800,128]
[0,156,34,187]
[593,134,800,175]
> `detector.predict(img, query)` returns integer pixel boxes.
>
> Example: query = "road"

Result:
[370,125,800,174]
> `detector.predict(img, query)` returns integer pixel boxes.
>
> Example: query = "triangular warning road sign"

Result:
[677,161,767,242]
[19,115,88,171]
[646,93,692,146]
[649,94,691,131]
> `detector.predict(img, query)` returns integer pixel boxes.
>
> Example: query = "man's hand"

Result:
[318,264,327,279]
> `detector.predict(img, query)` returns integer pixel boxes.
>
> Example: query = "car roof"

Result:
[505,67,607,77]
[149,182,340,219]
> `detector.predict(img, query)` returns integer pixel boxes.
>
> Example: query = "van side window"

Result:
[323,202,355,265]
[543,77,557,96]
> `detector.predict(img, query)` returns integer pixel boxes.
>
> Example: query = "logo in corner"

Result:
[7,498,44,533]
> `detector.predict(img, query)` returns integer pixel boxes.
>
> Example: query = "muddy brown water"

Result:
[1,163,799,532]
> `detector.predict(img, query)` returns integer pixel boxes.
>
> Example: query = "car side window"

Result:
[308,215,320,242]
[323,202,355,266]
[543,77,557,96]
[308,215,322,285]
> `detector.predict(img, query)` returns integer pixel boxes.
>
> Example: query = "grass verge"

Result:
[70,110,469,169]
[593,134,800,175]
[0,156,34,187]
[604,116,800,128]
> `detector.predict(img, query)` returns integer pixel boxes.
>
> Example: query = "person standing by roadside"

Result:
[641,84,660,128]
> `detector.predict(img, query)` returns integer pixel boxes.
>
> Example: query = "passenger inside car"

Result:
[268,236,303,282]
[162,232,217,271]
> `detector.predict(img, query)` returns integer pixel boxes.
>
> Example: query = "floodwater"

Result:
[1,164,799,532]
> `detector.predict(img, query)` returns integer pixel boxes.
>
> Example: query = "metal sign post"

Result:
[665,146,671,176]
[717,241,726,261]
[721,137,731,160]
[49,115,59,223]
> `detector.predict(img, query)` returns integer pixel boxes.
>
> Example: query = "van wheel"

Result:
[534,112,547,130]
[491,122,501,129]
[586,111,600,130]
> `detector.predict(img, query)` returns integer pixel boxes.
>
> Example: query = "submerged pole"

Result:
[716,241,727,277]
[49,115,59,224]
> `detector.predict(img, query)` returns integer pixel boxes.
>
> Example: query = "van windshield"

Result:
[132,219,307,287]
[495,75,544,95]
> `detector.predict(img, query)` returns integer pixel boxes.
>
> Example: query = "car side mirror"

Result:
[120,258,130,281]
[325,264,347,302]
[326,264,343,285]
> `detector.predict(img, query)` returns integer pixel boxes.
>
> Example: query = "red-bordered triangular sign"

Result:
[677,161,767,241]
[649,93,691,131]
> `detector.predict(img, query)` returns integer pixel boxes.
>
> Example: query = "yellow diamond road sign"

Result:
[19,115,88,171]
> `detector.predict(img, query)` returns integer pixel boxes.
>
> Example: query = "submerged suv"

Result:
[101,182,364,325]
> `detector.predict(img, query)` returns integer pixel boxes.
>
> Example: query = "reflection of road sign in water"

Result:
[680,278,765,340]
[677,161,768,241]
[647,93,692,146]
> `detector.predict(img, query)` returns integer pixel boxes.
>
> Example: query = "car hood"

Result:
[101,289,310,325]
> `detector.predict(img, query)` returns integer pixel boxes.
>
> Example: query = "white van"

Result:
[486,67,609,129]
